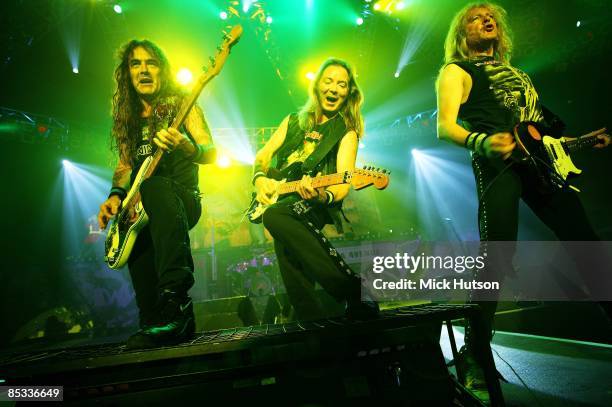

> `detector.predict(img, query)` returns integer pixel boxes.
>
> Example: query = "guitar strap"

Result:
[301,115,347,174]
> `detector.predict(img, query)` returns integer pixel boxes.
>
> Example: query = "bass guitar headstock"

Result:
[196,25,243,88]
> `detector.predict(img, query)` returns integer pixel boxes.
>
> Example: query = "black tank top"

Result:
[450,56,544,134]
[275,113,347,176]
[130,96,198,190]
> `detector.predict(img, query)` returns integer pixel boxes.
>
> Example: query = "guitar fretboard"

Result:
[566,134,600,152]
[278,172,348,195]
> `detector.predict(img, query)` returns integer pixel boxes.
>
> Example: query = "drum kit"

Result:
[226,249,282,297]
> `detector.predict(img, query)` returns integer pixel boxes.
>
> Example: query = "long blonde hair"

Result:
[443,2,513,64]
[298,58,364,138]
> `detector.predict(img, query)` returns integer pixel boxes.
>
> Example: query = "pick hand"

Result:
[98,195,122,230]
[255,177,280,205]
[483,132,516,160]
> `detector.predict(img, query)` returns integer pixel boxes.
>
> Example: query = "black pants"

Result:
[262,200,360,320]
[467,154,606,347]
[127,176,201,325]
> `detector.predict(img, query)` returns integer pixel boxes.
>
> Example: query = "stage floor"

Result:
[442,327,612,407]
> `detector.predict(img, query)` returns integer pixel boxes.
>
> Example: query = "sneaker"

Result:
[126,290,195,350]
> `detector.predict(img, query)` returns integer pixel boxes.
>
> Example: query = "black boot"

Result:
[126,290,195,349]
[344,279,380,320]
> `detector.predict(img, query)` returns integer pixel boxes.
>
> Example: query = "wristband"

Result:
[325,190,335,205]
[252,171,266,185]
[465,132,490,155]
[464,132,477,148]
[108,186,127,200]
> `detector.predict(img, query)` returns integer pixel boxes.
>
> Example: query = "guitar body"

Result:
[246,162,303,224]
[541,135,582,180]
[513,121,582,191]
[105,205,148,269]
[104,155,153,269]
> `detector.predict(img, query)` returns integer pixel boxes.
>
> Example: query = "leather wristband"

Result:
[252,171,266,185]
[465,132,490,155]
[108,186,127,200]
[325,190,335,205]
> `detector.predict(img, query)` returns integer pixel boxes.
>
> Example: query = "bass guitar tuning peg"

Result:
[209,56,216,66]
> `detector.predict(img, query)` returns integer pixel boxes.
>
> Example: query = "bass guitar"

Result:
[105,25,243,269]
[246,162,390,224]
[513,121,607,191]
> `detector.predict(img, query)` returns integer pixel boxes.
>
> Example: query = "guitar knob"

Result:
[209,56,216,66]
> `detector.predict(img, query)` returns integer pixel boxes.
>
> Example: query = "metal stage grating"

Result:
[0,304,501,405]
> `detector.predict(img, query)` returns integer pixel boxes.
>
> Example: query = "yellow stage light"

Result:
[176,68,193,86]
[217,155,231,168]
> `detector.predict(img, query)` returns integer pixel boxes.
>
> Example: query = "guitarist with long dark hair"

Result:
[97,39,215,348]
[436,2,610,394]
[252,58,378,320]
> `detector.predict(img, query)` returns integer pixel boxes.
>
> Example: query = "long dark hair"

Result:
[111,39,181,164]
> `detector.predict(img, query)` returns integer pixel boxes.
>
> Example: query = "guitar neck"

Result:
[138,75,215,184]
[171,74,213,130]
[566,133,600,152]
[278,172,349,195]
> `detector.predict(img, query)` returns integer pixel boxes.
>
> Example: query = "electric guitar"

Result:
[246,162,390,224]
[104,25,243,269]
[513,121,607,191]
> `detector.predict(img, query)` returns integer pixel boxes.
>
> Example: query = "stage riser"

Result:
[61,352,454,404]
[3,305,496,405]
[12,324,454,403]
